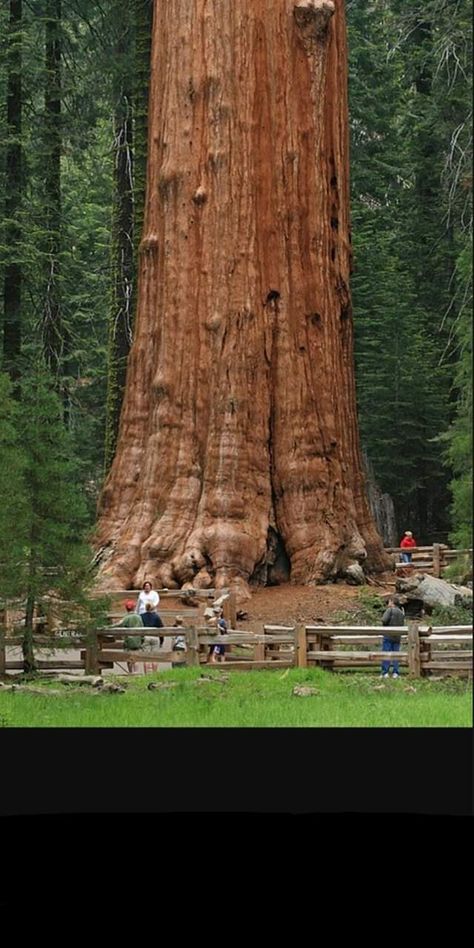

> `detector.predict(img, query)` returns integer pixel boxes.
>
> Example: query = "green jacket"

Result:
[114,613,144,650]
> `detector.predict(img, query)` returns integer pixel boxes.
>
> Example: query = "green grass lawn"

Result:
[0,667,471,727]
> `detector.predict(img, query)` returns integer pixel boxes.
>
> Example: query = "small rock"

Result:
[373,684,385,691]
[292,685,320,697]
[147,681,177,691]
[99,682,126,694]
[404,686,417,694]
[344,564,366,585]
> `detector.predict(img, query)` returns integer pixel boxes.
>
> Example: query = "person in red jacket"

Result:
[400,530,417,563]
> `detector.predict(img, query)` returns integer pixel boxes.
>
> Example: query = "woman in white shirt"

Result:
[135,581,159,615]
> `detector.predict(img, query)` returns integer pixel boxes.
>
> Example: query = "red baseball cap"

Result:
[124,599,136,610]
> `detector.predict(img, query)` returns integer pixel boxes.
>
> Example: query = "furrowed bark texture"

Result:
[96,0,390,596]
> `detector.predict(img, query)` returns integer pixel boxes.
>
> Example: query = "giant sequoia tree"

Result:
[96,0,390,596]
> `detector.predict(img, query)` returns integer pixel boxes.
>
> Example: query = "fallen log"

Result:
[0,682,63,696]
[56,674,103,687]
[396,573,472,609]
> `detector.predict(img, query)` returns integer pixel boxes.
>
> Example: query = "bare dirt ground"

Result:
[237,575,395,632]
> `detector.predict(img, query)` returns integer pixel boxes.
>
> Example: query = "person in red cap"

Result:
[111,599,144,673]
[400,530,417,563]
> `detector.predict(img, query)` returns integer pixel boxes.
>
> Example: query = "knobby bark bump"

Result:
[96,0,390,598]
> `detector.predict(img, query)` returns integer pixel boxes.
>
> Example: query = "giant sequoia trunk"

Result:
[96,0,390,597]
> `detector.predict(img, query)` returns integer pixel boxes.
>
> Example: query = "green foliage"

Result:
[348,0,472,543]
[442,555,472,585]
[430,603,473,627]
[355,588,387,623]
[0,372,29,598]
[0,366,95,606]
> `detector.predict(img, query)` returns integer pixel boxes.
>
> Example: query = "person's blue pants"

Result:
[381,636,400,675]
[401,552,412,563]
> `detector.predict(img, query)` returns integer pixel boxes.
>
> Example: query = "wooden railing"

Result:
[0,586,238,634]
[2,622,470,679]
[384,544,472,577]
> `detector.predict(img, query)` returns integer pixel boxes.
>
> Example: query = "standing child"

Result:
[208,606,228,664]
[172,615,187,668]
[141,601,164,647]
[400,531,417,563]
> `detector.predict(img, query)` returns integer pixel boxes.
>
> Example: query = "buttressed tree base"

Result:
[95,0,390,599]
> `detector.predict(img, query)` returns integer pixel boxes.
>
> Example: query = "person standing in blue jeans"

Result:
[381,597,405,678]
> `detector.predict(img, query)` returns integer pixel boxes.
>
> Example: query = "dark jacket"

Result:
[141,612,164,629]
[382,605,405,640]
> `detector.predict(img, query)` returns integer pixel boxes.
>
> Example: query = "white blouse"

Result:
[136,590,160,615]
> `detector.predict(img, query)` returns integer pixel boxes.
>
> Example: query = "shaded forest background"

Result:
[0,0,472,554]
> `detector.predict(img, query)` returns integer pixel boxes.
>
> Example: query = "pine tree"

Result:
[16,367,91,671]
[0,372,29,598]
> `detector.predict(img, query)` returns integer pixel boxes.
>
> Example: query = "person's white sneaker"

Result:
[382,673,389,679]
[392,673,400,679]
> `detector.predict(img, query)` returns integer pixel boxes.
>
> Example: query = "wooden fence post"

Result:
[296,624,307,668]
[3,601,12,634]
[187,626,200,666]
[407,622,421,678]
[254,628,265,662]
[432,543,441,578]
[0,626,5,676]
[85,630,100,675]
[228,590,237,629]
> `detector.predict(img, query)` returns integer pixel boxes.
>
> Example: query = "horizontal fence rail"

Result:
[1,621,472,679]
[383,543,472,577]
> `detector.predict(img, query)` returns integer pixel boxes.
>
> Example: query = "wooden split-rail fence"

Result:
[384,543,472,577]
[1,620,472,679]
[0,586,237,636]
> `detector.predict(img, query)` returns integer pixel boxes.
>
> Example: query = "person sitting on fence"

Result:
[112,599,144,674]
[172,615,187,668]
[400,531,417,563]
[141,601,164,648]
[135,581,160,616]
[381,597,405,679]
[208,606,228,664]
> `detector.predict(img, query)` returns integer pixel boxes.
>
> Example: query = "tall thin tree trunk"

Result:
[42,0,63,381]
[23,560,37,674]
[96,0,390,597]
[3,0,23,379]
[104,2,135,471]
[133,0,153,271]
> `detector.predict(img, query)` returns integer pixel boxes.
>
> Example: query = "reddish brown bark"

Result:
[96,0,390,597]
